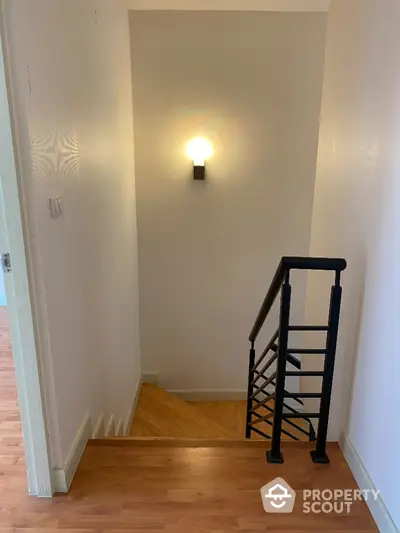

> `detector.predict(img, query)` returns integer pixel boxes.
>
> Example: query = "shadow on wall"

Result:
[0,270,6,306]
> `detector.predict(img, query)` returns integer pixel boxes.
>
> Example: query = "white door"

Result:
[0,15,53,496]
[0,268,6,306]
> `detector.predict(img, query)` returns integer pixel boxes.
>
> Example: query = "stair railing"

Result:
[246,256,346,464]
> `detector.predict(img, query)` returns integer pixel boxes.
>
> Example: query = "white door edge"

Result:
[0,2,53,497]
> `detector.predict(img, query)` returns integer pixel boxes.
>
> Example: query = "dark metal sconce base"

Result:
[193,165,205,180]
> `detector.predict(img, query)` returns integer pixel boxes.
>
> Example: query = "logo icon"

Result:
[260,477,296,513]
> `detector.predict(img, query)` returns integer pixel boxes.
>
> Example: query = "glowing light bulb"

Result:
[186,137,213,166]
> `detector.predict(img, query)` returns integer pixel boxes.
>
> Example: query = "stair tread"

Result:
[89,437,322,450]
[190,401,247,437]
[192,400,310,441]
[90,437,270,447]
[129,384,236,438]
[128,384,310,441]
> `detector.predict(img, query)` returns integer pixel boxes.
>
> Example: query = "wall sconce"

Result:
[186,137,213,180]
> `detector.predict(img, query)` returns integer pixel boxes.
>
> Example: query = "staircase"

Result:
[104,382,311,442]
[68,259,376,528]
[91,257,346,465]
[67,257,376,529]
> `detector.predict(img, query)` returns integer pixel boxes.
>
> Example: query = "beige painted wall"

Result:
[303,0,400,528]
[5,0,141,470]
[130,11,327,392]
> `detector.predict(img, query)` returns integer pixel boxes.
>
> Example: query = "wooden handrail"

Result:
[249,256,346,342]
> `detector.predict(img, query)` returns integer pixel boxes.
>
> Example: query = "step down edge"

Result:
[88,437,269,448]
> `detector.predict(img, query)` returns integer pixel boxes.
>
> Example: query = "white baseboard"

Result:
[52,413,91,493]
[92,413,105,438]
[283,399,305,412]
[168,389,247,401]
[127,0,330,12]
[115,419,124,436]
[105,414,116,437]
[124,377,142,435]
[340,433,398,533]
[168,389,307,405]
[142,372,159,385]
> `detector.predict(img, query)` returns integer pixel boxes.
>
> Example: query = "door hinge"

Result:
[1,253,12,273]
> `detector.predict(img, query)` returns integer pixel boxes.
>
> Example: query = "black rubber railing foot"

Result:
[266,450,284,464]
[310,450,330,464]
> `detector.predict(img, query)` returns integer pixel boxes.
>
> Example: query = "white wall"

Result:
[3,0,140,471]
[304,0,400,528]
[130,11,326,393]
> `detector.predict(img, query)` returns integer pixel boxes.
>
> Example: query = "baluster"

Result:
[311,272,342,463]
[267,273,291,463]
[245,342,255,438]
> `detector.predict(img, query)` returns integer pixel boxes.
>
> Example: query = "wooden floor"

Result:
[130,383,234,438]
[130,383,310,440]
[72,441,376,532]
[0,307,27,498]
[0,308,378,530]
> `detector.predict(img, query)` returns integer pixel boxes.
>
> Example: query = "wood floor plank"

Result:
[191,400,311,440]
[0,308,26,493]
[130,384,310,441]
[60,443,377,531]
[130,384,236,438]
[0,308,378,531]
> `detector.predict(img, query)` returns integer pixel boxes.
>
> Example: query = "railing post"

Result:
[267,274,291,463]
[311,275,342,463]
[245,342,256,438]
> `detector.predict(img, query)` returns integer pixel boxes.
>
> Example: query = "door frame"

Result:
[0,4,53,497]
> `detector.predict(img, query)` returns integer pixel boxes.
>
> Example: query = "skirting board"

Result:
[168,389,247,401]
[115,419,124,436]
[127,0,330,11]
[340,433,398,533]
[124,377,142,435]
[105,414,116,437]
[167,389,306,405]
[92,413,105,438]
[142,372,159,385]
[53,413,92,493]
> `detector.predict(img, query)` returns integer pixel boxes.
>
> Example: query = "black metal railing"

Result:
[246,256,346,464]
